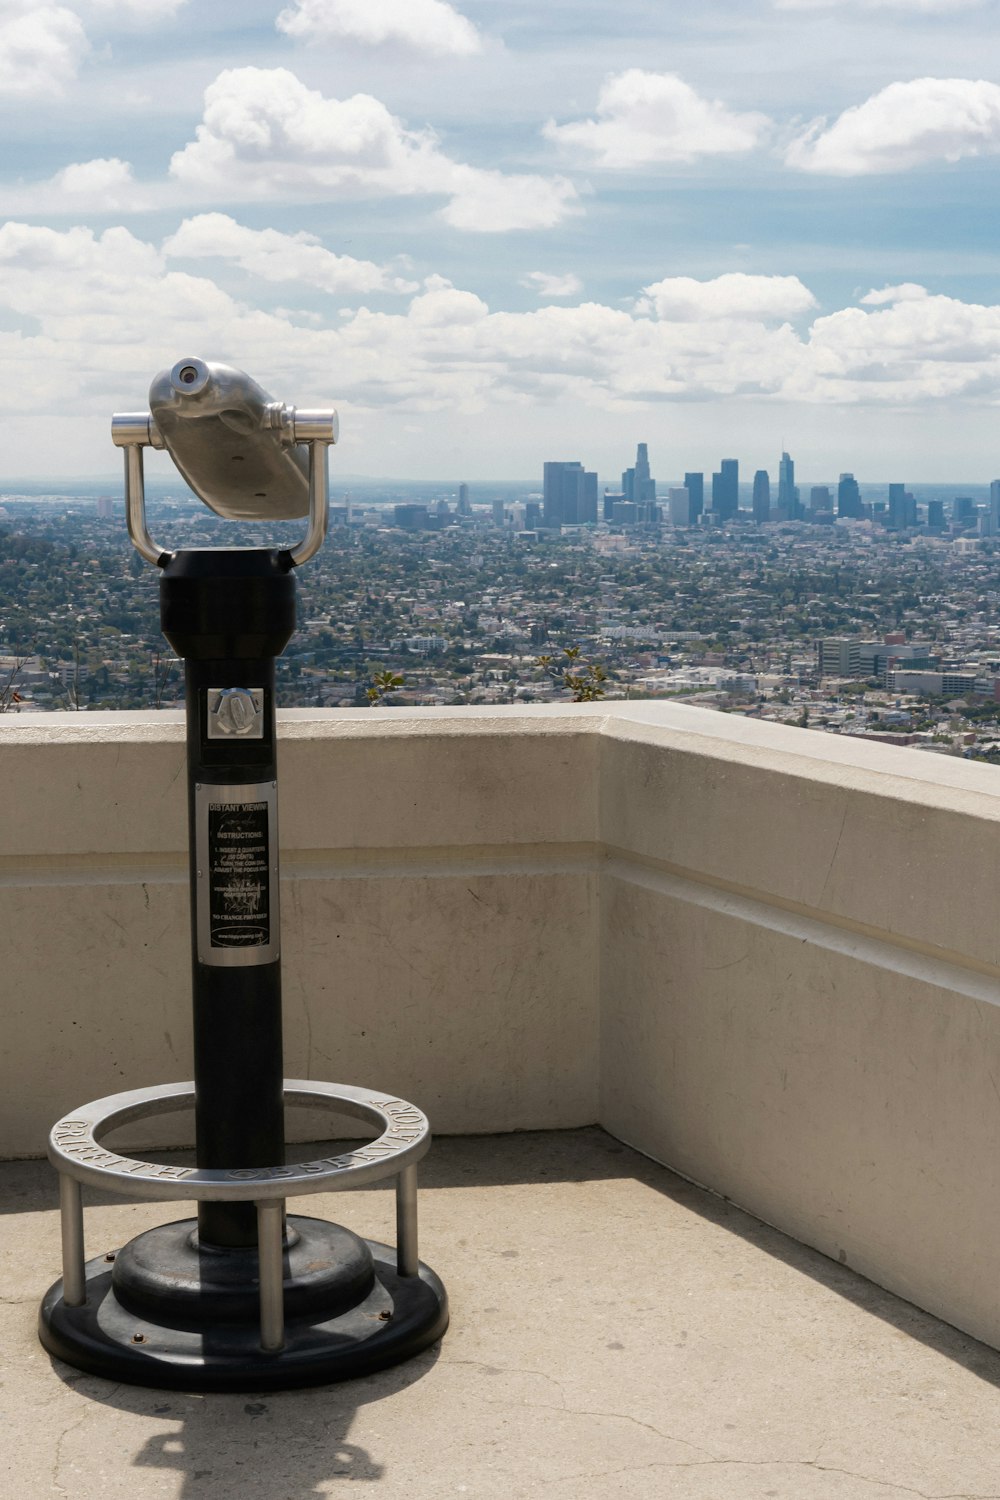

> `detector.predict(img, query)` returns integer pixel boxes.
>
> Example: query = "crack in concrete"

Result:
[818,796,850,908]
[523,1453,1000,1500]
[50,1404,92,1498]
[704,950,751,973]
[440,1357,569,1406]
[527,1397,717,1461]
[438,1390,1000,1500]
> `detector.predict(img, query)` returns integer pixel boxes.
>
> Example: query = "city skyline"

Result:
[4,3,1000,479]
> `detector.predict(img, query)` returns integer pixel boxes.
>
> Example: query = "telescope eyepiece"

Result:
[170,357,210,397]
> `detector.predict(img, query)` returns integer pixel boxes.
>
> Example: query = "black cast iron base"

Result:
[38,1214,448,1392]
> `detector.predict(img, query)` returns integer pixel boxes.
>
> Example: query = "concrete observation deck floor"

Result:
[3,1128,1000,1500]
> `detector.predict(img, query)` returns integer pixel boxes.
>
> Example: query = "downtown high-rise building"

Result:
[622,442,656,504]
[543,461,598,526]
[777,451,799,519]
[752,469,770,523]
[837,473,863,519]
[683,472,704,523]
[711,459,739,520]
[457,482,471,516]
[668,486,691,526]
[887,483,916,530]
[580,470,598,523]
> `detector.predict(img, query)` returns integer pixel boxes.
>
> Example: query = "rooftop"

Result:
[4,700,1000,1495]
[7,1128,1000,1500]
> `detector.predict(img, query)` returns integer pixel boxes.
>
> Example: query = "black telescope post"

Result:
[161,548,296,1249]
[37,359,448,1391]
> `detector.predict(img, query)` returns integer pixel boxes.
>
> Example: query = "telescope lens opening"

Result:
[178,365,199,385]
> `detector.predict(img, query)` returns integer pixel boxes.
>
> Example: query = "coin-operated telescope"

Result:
[38,359,448,1390]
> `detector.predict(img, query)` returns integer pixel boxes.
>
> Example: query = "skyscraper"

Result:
[542,461,598,525]
[457,482,471,516]
[778,451,798,519]
[711,459,738,521]
[884,489,917,528]
[668,487,691,526]
[622,443,656,504]
[683,472,704,523]
[543,461,582,526]
[752,470,770,523]
[837,473,862,519]
[581,470,599,525]
[991,479,1000,531]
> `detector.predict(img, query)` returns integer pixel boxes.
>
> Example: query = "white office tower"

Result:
[668,487,692,526]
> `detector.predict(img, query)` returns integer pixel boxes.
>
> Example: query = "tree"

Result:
[0,654,27,712]
[537,646,610,702]
[565,661,608,702]
[367,670,404,706]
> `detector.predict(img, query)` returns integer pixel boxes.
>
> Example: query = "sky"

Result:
[3,0,1000,484]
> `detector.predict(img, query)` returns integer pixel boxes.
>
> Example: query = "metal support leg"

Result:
[59,1175,86,1308]
[256,1199,286,1351]
[396,1164,419,1277]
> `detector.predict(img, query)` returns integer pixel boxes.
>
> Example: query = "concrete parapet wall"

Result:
[598,703,1000,1351]
[0,708,600,1156]
[3,702,1000,1349]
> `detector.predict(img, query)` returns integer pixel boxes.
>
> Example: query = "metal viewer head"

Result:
[111,358,338,568]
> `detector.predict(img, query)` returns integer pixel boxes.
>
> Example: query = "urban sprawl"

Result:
[4,444,1000,760]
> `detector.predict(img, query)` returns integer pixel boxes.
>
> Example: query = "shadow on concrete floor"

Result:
[12,1124,1000,1412]
[49,1342,440,1498]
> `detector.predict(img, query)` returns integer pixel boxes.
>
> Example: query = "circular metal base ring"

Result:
[39,1236,448,1392]
[48,1079,430,1201]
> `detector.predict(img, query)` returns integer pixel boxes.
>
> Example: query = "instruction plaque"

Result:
[195,780,279,967]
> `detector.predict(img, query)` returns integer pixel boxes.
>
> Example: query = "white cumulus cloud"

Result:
[520,271,584,299]
[787,77,1000,174]
[4,224,1000,447]
[544,70,769,168]
[163,213,418,294]
[52,155,142,205]
[276,0,482,56]
[640,273,817,322]
[860,284,930,305]
[803,288,1000,402]
[0,3,88,96]
[166,67,578,231]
